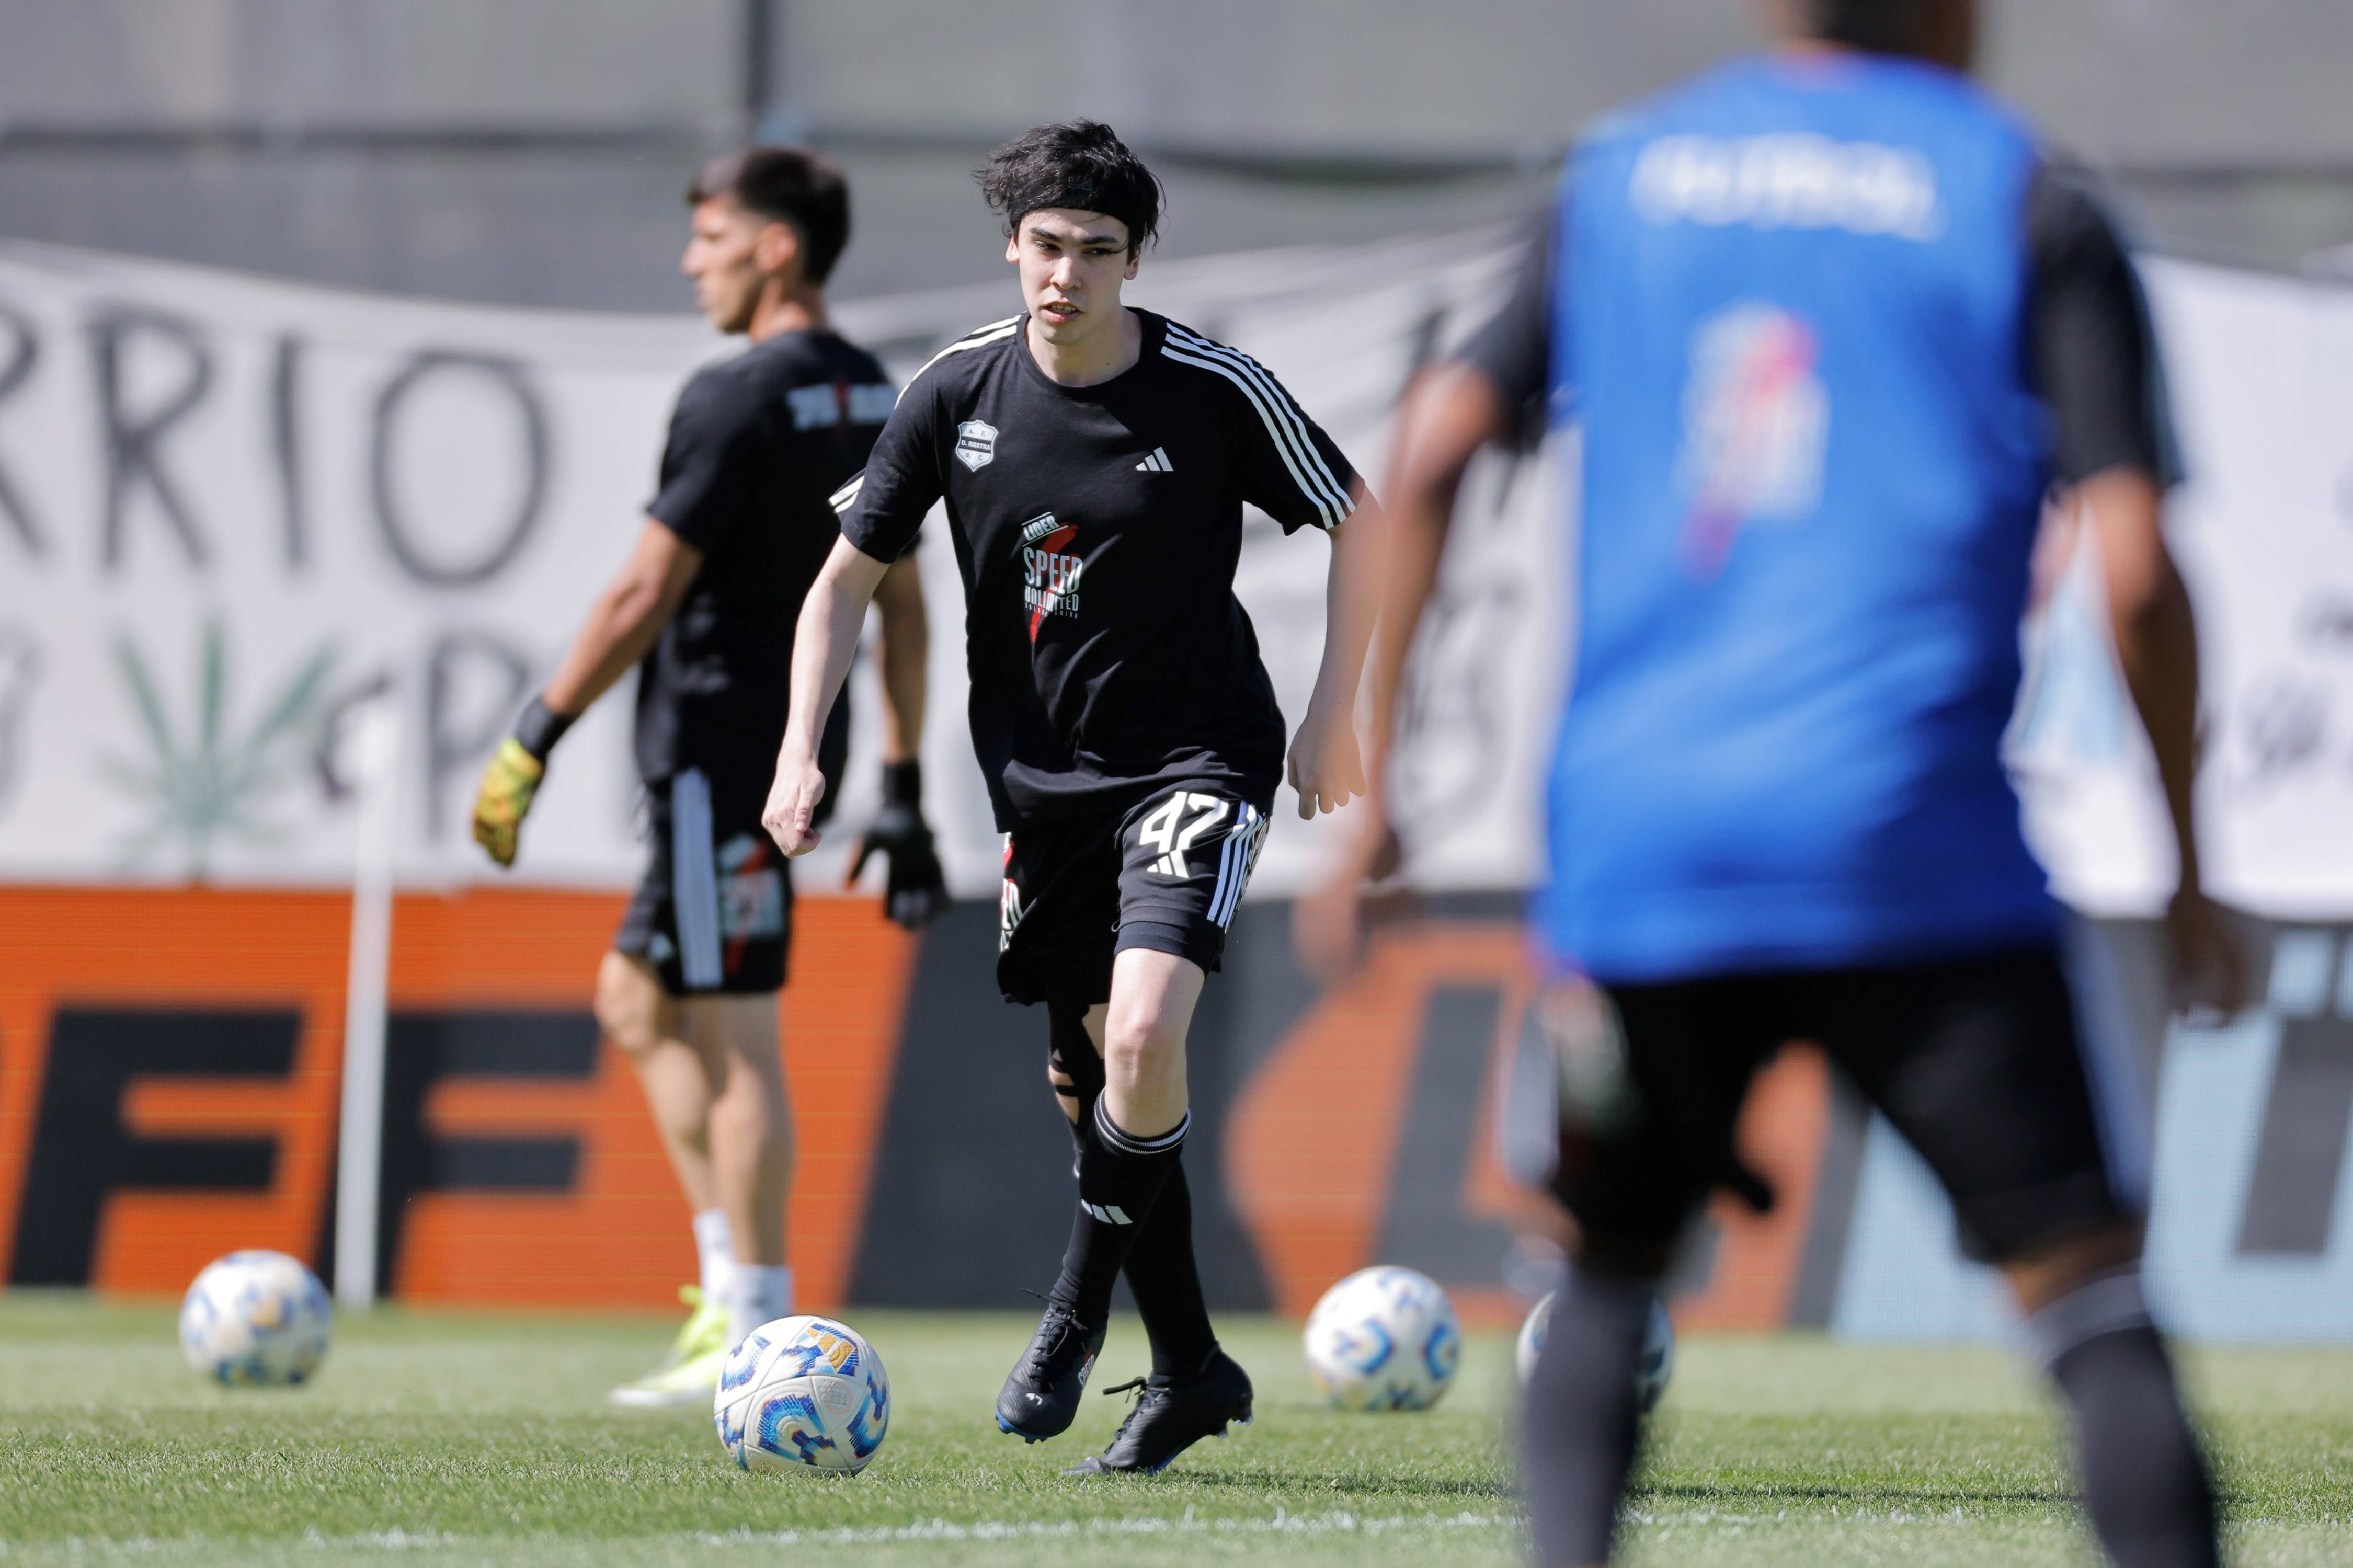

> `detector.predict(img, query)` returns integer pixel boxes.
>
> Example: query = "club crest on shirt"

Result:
[955,419,999,471]
[1019,511,1081,640]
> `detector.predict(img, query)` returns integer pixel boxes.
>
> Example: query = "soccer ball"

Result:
[714,1314,890,1474]
[1303,1266,1462,1411]
[178,1250,332,1387]
[1515,1290,1676,1413]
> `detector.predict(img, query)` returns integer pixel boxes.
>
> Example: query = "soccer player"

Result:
[470,146,944,1407]
[764,121,1378,1473]
[1309,2,2247,1564]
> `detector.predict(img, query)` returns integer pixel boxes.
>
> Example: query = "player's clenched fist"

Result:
[762,750,828,856]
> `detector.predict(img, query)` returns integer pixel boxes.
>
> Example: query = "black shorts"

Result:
[614,766,793,996]
[997,781,1271,1007]
[1550,944,2133,1264]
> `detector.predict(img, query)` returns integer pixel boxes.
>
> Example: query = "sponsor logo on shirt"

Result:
[790,381,896,431]
[1631,133,1943,242]
[1019,511,1081,640]
[955,418,999,471]
[1675,301,1828,576]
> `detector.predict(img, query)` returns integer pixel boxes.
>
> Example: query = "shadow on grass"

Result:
[1635,1480,2073,1508]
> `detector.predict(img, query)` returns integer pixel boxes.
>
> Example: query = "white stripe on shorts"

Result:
[1209,804,1265,930]
[670,768,724,990]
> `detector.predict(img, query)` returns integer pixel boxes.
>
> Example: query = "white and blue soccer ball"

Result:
[178,1250,332,1387]
[1515,1290,1676,1413]
[714,1315,890,1474]
[1304,1266,1463,1411]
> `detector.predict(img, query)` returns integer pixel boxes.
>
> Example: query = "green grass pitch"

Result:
[1,1296,2347,1566]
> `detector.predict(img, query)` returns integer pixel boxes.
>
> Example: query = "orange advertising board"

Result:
[0,886,911,1310]
[4,889,1843,1327]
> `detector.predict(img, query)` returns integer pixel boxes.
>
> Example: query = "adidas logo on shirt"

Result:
[1134,447,1174,473]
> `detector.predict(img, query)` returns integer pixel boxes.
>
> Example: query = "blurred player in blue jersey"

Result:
[1310,2,2247,1564]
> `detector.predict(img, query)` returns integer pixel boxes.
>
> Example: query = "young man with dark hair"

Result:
[766,120,1379,1474]
[472,144,945,1407]
[1308,2,2245,1563]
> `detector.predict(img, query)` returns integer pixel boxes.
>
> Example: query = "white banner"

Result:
[0,236,1554,899]
[0,239,2344,916]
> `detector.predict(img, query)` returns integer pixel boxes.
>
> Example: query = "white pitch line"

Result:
[689,1508,1512,1549]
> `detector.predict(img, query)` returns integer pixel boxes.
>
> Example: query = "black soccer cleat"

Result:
[995,1301,1106,1442]
[1064,1347,1254,1475]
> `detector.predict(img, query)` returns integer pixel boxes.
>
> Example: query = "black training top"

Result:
[1461,161,2178,487]
[836,308,1357,830]
[637,329,894,783]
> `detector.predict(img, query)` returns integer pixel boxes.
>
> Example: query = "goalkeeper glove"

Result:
[847,760,947,929]
[471,696,572,868]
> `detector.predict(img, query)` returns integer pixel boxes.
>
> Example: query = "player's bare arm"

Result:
[469,520,701,866]
[871,555,928,765]
[843,554,949,926]
[765,534,889,856]
[1296,363,1506,975]
[1285,477,1383,819]
[2077,465,2247,1015]
[542,522,704,717]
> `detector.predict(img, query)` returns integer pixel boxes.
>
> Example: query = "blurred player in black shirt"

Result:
[766,122,1381,1473]
[469,147,943,1406]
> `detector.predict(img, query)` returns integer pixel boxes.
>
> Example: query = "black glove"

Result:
[847,760,947,930]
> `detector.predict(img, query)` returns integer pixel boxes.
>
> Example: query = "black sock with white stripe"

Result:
[2030,1267,2220,1568]
[1045,1010,1216,1378]
[1048,1101,1186,1326]
[1121,1158,1218,1380]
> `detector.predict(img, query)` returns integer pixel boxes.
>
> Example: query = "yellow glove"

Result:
[471,737,545,868]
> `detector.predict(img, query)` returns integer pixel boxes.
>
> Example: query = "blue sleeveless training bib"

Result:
[1536,52,2059,982]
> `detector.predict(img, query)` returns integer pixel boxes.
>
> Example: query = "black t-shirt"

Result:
[837,309,1357,830]
[1460,161,2178,487]
[637,329,895,783]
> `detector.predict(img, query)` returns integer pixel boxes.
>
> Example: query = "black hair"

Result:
[687,145,850,284]
[1800,0,1941,51]
[977,120,1162,255]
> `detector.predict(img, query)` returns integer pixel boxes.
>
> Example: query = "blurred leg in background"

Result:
[598,951,795,1406]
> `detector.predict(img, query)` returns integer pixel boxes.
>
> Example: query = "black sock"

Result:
[1048,1100,1186,1325]
[1123,1158,1218,1380]
[1044,1003,1215,1378]
[1521,1268,1653,1567]
[2032,1269,2220,1568]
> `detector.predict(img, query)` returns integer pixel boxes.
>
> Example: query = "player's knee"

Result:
[593,954,665,1057]
[1101,993,1184,1066]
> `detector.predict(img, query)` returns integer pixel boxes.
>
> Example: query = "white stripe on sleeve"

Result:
[1163,325,1352,525]
[898,315,1023,398]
